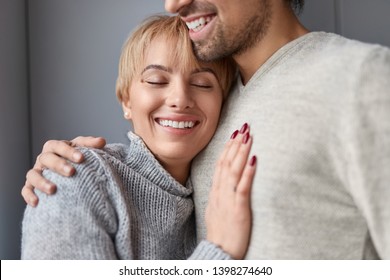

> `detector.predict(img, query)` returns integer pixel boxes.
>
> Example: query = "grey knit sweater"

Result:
[21,132,230,260]
[192,32,390,259]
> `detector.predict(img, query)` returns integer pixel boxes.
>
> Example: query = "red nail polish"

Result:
[240,123,248,134]
[231,130,239,139]
[243,132,250,144]
[250,155,257,166]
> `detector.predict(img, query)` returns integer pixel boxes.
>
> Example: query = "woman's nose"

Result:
[166,83,195,110]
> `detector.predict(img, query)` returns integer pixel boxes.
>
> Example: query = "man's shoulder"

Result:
[311,32,389,58]
[292,32,389,75]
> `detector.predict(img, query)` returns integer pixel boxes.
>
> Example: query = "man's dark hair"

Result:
[287,0,305,14]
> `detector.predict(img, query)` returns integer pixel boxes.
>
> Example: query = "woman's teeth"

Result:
[158,120,195,129]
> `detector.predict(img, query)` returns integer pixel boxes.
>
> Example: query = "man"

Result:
[23,0,390,259]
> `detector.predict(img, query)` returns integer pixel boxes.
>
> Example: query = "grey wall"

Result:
[0,0,389,259]
[300,0,390,47]
[29,0,166,157]
[0,0,30,259]
[338,0,390,47]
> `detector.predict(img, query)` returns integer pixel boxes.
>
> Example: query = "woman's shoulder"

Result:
[35,147,120,228]
[40,147,120,199]
[92,132,151,165]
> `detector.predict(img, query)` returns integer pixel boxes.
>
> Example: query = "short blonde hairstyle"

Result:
[116,15,236,102]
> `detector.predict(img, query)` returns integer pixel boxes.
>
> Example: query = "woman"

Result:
[21,15,256,260]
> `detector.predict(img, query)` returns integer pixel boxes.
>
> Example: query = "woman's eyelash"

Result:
[192,84,212,88]
[143,79,212,88]
[146,81,168,85]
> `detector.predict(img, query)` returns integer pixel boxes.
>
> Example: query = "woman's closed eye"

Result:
[190,71,218,90]
[147,81,168,85]
[190,78,214,89]
[191,83,213,89]
[143,78,168,86]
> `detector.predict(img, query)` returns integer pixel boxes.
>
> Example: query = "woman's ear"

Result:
[122,99,132,120]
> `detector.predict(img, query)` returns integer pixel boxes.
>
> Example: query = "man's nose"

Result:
[165,0,193,14]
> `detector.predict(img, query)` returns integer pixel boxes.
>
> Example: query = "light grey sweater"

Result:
[21,132,230,260]
[192,32,390,259]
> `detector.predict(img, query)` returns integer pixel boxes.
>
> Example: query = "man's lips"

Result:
[183,14,216,33]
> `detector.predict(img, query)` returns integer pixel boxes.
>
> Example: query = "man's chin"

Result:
[193,44,226,62]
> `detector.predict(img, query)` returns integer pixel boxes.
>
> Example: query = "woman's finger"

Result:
[235,155,257,207]
[212,129,239,191]
[219,131,251,192]
[228,134,253,192]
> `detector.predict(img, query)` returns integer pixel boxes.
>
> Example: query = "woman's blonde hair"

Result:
[116,15,236,102]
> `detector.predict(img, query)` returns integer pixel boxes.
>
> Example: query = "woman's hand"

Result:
[206,124,256,260]
[21,136,106,207]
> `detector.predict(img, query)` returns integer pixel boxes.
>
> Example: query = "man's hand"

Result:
[21,136,106,207]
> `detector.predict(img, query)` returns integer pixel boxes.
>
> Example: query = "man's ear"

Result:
[121,99,132,120]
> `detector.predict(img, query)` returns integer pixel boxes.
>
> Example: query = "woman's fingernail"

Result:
[231,130,239,139]
[240,123,248,134]
[243,132,250,144]
[250,155,257,166]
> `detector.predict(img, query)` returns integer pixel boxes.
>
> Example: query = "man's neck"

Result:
[234,5,309,85]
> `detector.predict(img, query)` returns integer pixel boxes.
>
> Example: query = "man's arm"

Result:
[21,136,106,206]
[345,46,390,259]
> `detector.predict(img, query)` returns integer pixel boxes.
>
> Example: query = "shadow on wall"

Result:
[0,0,30,260]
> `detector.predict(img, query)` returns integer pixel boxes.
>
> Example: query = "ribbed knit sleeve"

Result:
[22,149,120,259]
[22,132,234,260]
[188,240,232,260]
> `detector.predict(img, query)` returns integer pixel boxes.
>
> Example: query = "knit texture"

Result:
[21,132,231,260]
[191,32,390,259]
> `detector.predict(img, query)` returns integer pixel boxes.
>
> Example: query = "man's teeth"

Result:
[158,120,195,129]
[186,16,212,32]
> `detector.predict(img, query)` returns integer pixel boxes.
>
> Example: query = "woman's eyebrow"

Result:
[142,64,172,74]
[192,67,217,77]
